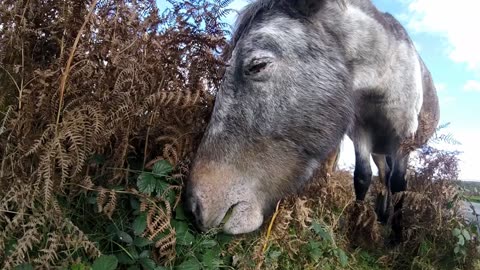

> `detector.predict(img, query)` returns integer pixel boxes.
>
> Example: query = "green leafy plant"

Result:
[453,227,472,258]
[304,221,349,268]
[92,255,119,270]
[67,159,233,269]
[137,160,176,201]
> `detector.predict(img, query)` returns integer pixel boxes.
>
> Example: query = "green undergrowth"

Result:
[68,166,381,270]
[12,160,479,270]
[59,160,237,270]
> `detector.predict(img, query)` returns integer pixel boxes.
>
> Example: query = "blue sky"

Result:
[159,0,480,180]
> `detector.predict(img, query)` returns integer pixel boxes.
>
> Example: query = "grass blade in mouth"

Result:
[219,203,238,227]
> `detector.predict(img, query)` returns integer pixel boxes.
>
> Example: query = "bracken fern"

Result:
[0,0,231,267]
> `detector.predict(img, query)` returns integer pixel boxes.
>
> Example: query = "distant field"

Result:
[458,181,480,202]
[467,195,480,203]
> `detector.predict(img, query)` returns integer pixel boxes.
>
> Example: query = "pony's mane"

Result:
[231,0,277,51]
[224,0,346,60]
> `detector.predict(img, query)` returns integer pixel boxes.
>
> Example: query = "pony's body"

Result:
[320,0,439,206]
[325,1,424,140]
[186,0,439,236]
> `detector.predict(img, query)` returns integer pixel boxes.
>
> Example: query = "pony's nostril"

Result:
[194,201,201,220]
[186,196,197,217]
[193,202,204,228]
[185,193,205,230]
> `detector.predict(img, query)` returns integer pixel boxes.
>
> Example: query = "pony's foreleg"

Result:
[388,152,409,243]
[353,135,372,201]
[389,153,409,194]
[372,154,391,224]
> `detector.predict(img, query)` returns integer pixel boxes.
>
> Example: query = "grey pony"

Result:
[186,0,439,237]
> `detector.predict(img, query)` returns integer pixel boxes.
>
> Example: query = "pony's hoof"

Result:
[386,226,404,248]
[385,235,401,248]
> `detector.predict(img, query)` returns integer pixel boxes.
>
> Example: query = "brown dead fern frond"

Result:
[2,214,45,269]
[154,232,177,262]
[342,201,382,249]
[141,197,176,262]
[81,176,95,191]
[96,188,108,213]
[22,125,55,157]
[92,187,127,219]
[0,0,228,267]
[33,232,63,268]
[38,143,57,207]
[61,218,102,260]
[103,191,117,219]
[295,196,313,229]
[272,203,294,240]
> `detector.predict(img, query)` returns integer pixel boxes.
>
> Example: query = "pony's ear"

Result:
[288,0,324,16]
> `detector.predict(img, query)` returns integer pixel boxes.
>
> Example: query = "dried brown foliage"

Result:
[141,196,177,259]
[231,138,476,269]
[343,201,382,248]
[227,170,358,269]
[0,0,228,267]
[340,141,476,269]
[388,144,475,269]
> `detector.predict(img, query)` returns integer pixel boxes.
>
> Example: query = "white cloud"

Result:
[434,83,457,106]
[464,80,480,92]
[402,0,480,72]
[448,129,480,181]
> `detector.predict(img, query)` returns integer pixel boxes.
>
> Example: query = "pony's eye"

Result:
[246,62,267,75]
[245,58,270,76]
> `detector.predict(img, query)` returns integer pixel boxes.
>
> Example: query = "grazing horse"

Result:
[186,0,439,235]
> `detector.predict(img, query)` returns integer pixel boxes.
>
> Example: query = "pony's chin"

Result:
[222,201,264,235]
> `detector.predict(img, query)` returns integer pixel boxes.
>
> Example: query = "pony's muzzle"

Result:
[185,185,228,232]
[185,183,264,234]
